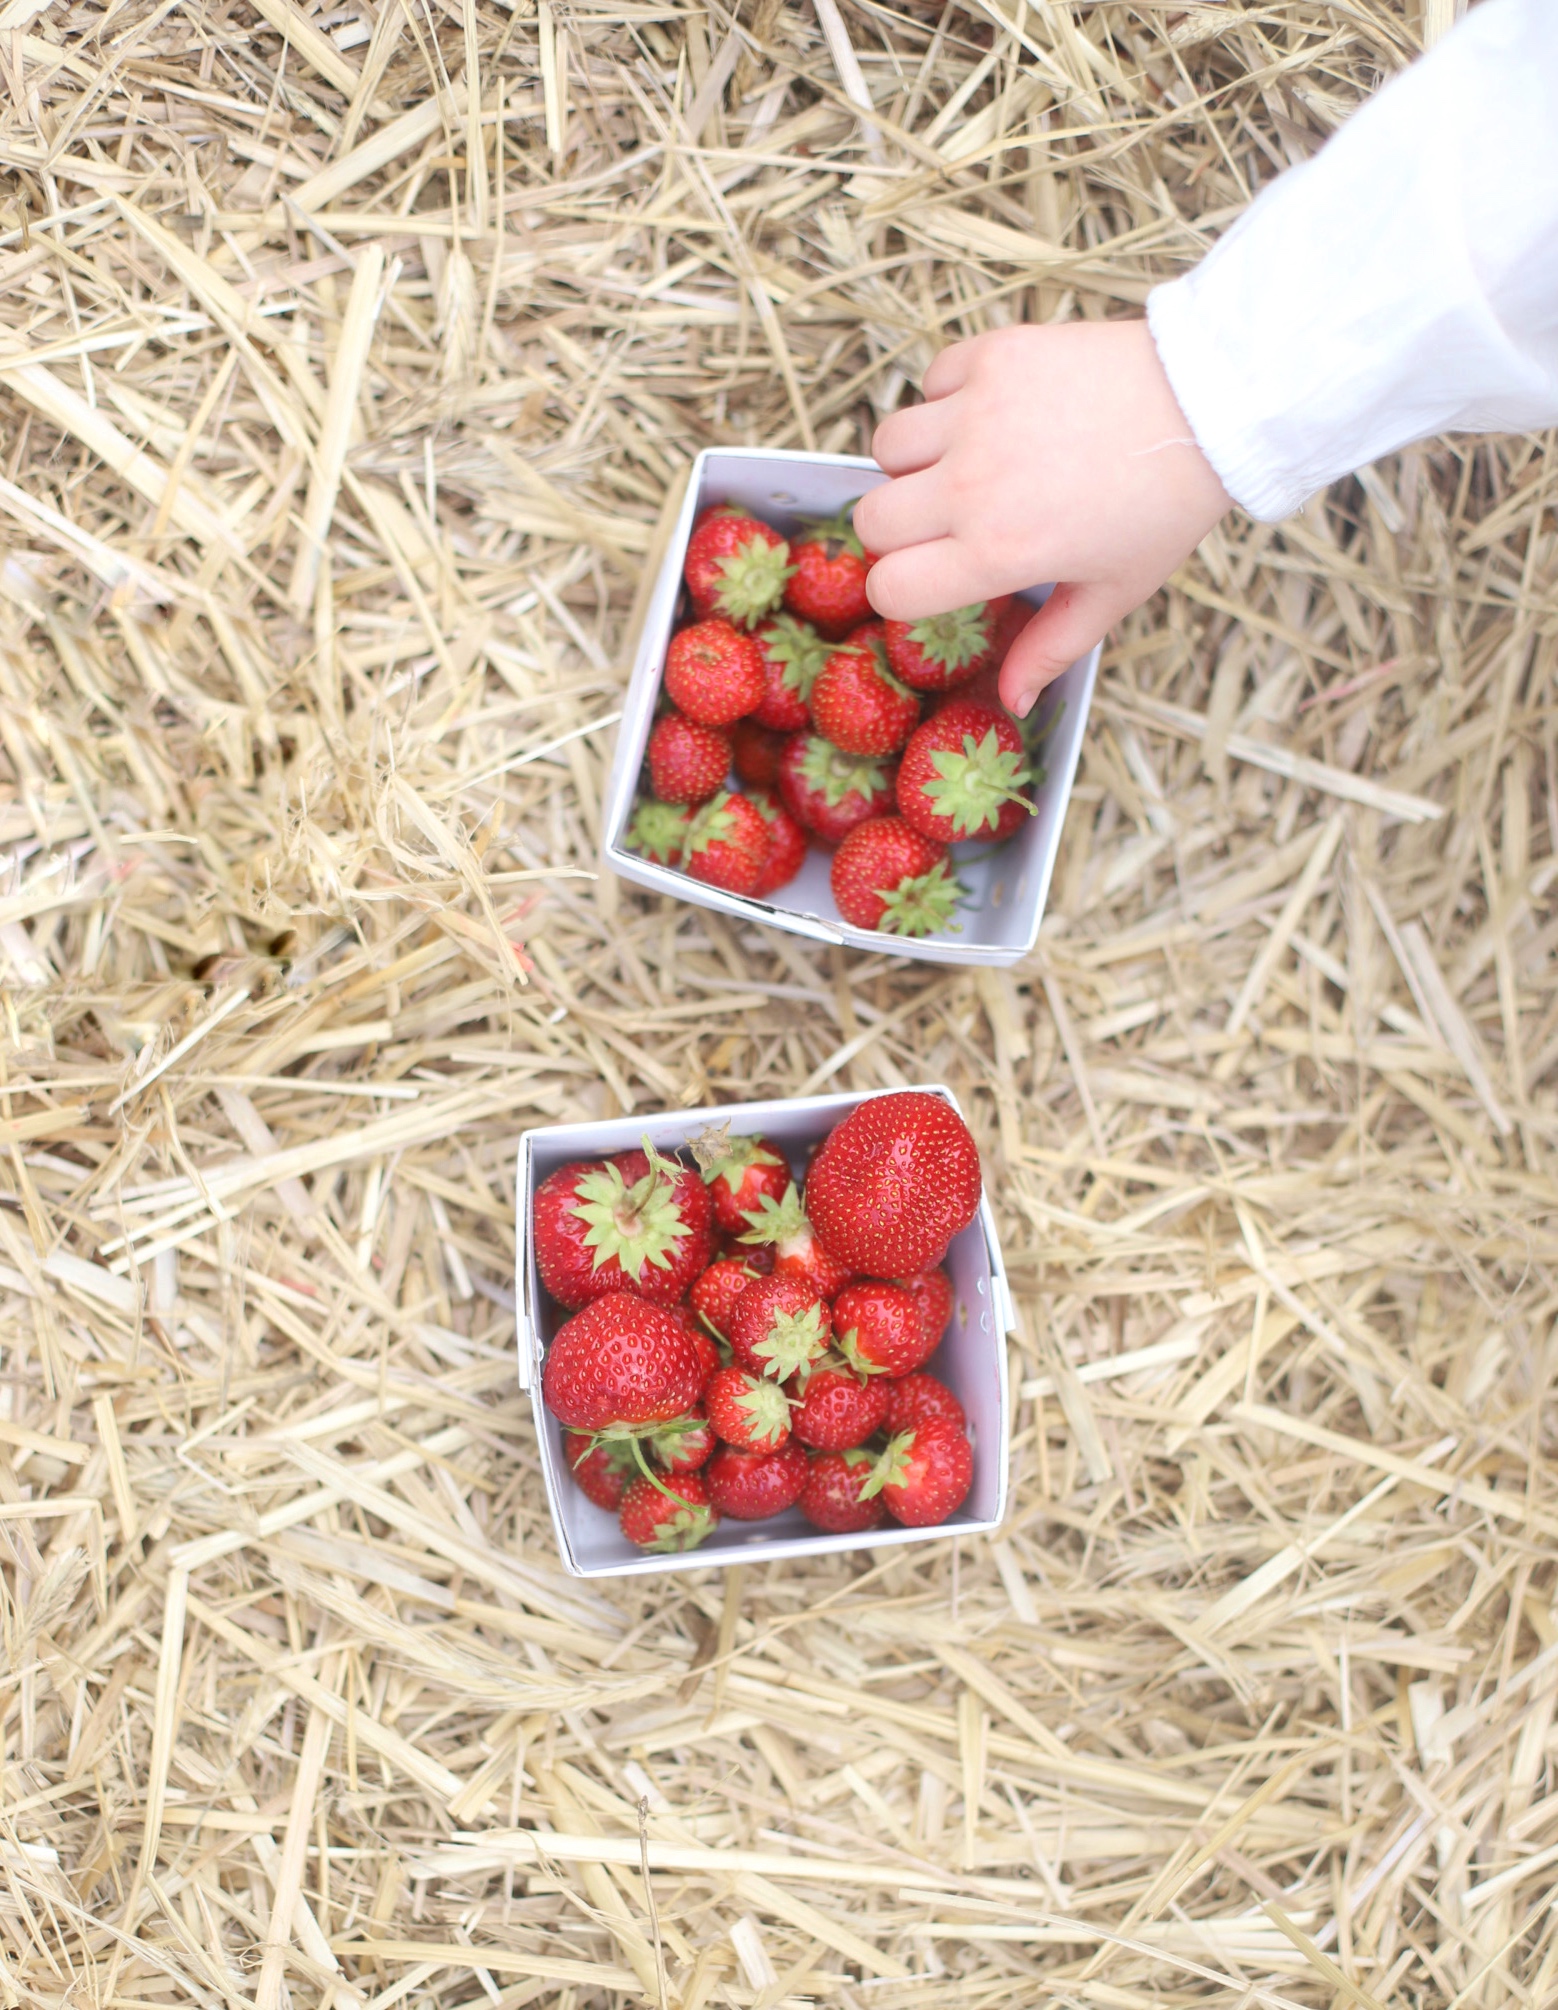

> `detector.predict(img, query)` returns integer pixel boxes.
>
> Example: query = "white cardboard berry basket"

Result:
[515,1084,1015,1578]
[600,446,1100,969]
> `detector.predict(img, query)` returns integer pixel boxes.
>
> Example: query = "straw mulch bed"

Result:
[0,3,1553,2007]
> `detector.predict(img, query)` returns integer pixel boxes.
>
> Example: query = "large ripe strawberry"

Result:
[831,1281,937,1378]
[749,789,808,899]
[648,713,730,804]
[777,733,895,846]
[706,1439,808,1519]
[563,1431,636,1511]
[705,1363,793,1451]
[897,700,1034,844]
[783,507,875,639]
[626,798,693,866]
[619,1470,718,1551]
[665,620,764,726]
[883,1372,965,1436]
[799,1448,887,1533]
[810,638,919,757]
[645,1404,716,1474]
[790,1360,889,1451]
[542,1294,706,1432]
[685,506,792,628]
[728,1274,832,1381]
[534,1146,715,1309]
[830,817,963,936]
[731,718,786,788]
[861,1416,973,1526]
[692,1128,792,1235]
[807,1091,982,1275]
[689,1258,757,1340]
[737,1181,854,1298]
[683,790,771,896]
[899,1268,955,1352]
[885,599,1010,693]
[751,614,830,730]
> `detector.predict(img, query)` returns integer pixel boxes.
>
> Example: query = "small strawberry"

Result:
[646,1404,716,1474]
[810,638,920,756]
[685,506,793,628]
[737,1181,854,1298]
[691,1128,793,1235]
[831,1281,937,1378]
[689,1258,758,1340]
[799,1448,888,1533]
[807,1091,982,1276]
[731,718,786,788]
[897,699,1034,844]
[542,1294,706,1433]
[619,1470,718,1551]
[861,1416,973,1526]
[665,620,765,726]
[626,797,693,865]
[706,1363,793,1451]
[778,733,896,845]
[683,790,771,896]
[899,1268,955,1351]
[752,614,830,730]
[830,817,963,936]
[706,1439,808,1520]
[667,1304,724,1384]
[885,599,1010,693]
[749,789,808,898]
[844,617,888,653]
[790,1359,889,1451]
[563,1431,636,1511]
[884,1372,965,1436]
[728,1274,832,1381]
[648,713,731,804]
[783,506,876,639]
[534,1146,715,1309]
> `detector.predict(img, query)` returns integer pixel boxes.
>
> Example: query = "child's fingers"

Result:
[865,537,997,622]
[997,582,1118,718]
[868,398,952,477]
[920,342,975,401]
[851,467,952,556]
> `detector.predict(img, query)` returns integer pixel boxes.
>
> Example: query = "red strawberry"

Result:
[790,1360,889,1451]
[685,506,792,628]
[619,1470,718,1551]
[751,614,830,729]
[749,789,808,899]
[706,1439,808,1520]
[810,638,919,757]
[861,1416,973,1526]
[665,620,765,726]
[648,713,731,804]
[783,507,875,639]
[831,1281,937,1378]
[830,817,963,936]
[692,1129,793,1235]
[626,797,693,865]
[844,618,888,653]
[728,1274,832,1381]
[885,600,1010,693]
[683,790,771,896]
[542,1294,706,1433]
[706,1364,793,1451]
[807,1091,982,1276]
[732,718,786,788]
[534,1147,715,1309]
[884,1372,965,1436]
[689,1258,758,1340]
[737,1181,854,1298]
[900,1269,955,1351]
[799,1448,887,1533]
[778,733,895,846]
[897,700,1034,844]
[646,1405,716,1473]
[563,1431,636,1511]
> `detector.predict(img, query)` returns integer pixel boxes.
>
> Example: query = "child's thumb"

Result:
[998,583,1115,718]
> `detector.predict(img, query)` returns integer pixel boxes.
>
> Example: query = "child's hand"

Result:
[854,321,1231,717]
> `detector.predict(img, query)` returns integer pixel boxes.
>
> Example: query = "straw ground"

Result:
[0,2,1554,2007]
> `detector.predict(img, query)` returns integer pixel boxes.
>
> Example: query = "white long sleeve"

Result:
[1146,0,1558,523]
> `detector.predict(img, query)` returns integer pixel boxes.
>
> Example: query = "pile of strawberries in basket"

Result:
[534,1092,983,1553]
[626,500,1038,936]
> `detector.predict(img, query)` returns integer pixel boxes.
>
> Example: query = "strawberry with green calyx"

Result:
[807,1090,982,1276]
[542,1294,706,1432]
[731,717,786,788]
[783,505,875,639]
[860,1416,973,1526]
[706,1438,808,1519]
[749,789,807,899]
[534,1144,715,1309]
[648,713,731,804]
[689,1125,793,1234]
[564,1430,637,1511]
[778,732,895,845]
[619,1469,719,1551]
[665,619,765,726]
[896,699,1034,844]
[752,614,830,730]
[899,1268,954,1351]
[737,1181,854,1298]
[790,1359,889,1451]
[689,1257,758,1340]
[810,637,920,757]
[683,790,771,896]
[706,1363,793,1452]
[645,1404,716,1474]
[831,1280,937,1379]
[627,797,693,867]
[685,506,793,628]
[799,1448,887,1533]
[830,816,963,936]
[885,599,1010,693]
[728,1274,833,1381]
[884,1372,965,1436]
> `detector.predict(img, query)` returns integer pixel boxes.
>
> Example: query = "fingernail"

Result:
[1014,689,1036,720]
